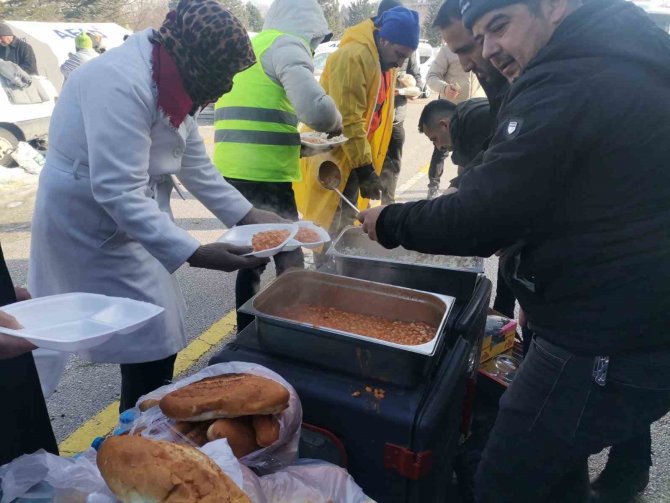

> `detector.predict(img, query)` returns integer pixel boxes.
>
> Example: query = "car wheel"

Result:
[0,128,19,167]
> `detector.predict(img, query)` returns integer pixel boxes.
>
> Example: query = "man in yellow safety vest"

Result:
[213,0,342,331]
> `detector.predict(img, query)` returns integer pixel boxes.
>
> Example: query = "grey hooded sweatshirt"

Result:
[261,0,342,132]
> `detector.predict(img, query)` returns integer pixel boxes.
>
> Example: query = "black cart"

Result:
[212,230,491,503]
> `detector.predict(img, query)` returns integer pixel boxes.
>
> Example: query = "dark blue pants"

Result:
[380,121,405,204]
[475,337,670,502]
[225,179,304,331]
[428,147,447,190]
[120,353,177,412]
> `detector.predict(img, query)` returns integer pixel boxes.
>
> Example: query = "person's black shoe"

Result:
[590,464,650,502]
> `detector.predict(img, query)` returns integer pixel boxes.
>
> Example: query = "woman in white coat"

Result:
[28,0,278,411]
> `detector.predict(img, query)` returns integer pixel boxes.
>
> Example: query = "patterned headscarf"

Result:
[154,0,256,109]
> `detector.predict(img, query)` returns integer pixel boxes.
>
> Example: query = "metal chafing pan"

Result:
[239,270,455,386]
[327,226,484,273]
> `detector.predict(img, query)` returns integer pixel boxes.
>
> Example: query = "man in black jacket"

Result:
[359,0,670,500]
[433,0,517,319]
[0,243,58,465]
[433,0,509,126]
[0,23,37,75]
[418,98,491,176]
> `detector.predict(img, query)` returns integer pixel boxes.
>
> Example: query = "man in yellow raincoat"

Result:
[294,6,421,235]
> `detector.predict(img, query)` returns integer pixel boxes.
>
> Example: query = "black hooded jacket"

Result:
[449,77,508,184]
[450,97,492,168]
[376,0,670,354]
[0,37,37,75]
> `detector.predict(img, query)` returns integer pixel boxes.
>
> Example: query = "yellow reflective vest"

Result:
[214,30,301,182]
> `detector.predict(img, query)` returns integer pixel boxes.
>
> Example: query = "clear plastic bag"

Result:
[257,459,375,503]
[0,449,115,503]
[240,465,268,503]
[0,443,247,502]
[11,142,45,175]
[131,362,303,474]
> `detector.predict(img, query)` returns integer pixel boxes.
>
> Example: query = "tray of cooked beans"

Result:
[239,270,455,385]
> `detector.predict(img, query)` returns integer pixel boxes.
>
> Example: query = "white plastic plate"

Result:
[284,221,331,251]
[218,223,299,258]
[0,293,164,352]
[300,132,348,151]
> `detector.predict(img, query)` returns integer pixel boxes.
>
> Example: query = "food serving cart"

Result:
[212,227,492,502]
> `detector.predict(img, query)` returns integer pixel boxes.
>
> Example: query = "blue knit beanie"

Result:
[377,6,420,50]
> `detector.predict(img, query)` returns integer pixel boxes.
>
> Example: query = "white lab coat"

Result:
[28,30,252,364]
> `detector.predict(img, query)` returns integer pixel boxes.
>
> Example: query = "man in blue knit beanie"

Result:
[376,6,420,68]
[296,5,420,235]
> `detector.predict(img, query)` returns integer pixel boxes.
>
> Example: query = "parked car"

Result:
[313,40,339,81]
[418,54,435,99]
[0,68,57,166]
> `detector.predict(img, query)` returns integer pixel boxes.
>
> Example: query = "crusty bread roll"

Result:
[159,373,290,421]
[206,417,260,458]
[138,398,160,412]
[185,421,211,447]
[252,415,280,447]
[97,435,251,503]
[173,421,196,436]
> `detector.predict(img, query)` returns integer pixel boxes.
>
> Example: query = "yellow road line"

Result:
[420,162,430,174]
[58,309,237,456]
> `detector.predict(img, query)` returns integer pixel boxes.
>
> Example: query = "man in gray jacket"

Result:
[214,0,342,331]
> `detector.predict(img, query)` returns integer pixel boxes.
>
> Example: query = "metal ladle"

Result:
[318,161,360,216]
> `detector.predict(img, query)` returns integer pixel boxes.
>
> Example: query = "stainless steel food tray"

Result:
[327,226,484,273]
[239,270,455,386]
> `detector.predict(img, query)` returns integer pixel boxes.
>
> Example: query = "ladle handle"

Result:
[334,188,360,216]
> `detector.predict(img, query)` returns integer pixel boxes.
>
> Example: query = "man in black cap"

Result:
[359,0,670,500]
[0,23,37,75]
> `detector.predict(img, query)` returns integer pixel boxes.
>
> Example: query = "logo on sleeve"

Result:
[505,118,523,138]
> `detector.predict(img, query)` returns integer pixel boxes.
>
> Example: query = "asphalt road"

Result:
[0,99,668,500]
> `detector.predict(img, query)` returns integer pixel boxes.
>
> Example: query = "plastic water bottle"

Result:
[112,409,138,436]
[91,436,105,451]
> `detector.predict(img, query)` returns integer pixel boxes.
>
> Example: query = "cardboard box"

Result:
[480,309,517,363]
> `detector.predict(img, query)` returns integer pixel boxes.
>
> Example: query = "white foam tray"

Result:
[218,223,299,258]
[283,221,331,252]
[1,293,164,352]
[300,132,348,151]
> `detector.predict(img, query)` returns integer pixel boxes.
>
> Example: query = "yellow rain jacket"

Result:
[294,19,396,231]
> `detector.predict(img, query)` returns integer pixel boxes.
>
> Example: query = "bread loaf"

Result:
[138,398,160,412]
[187,422,212,447]
[252,415,280,447]
[206,417,260,458]
[97,435,251,503]
[159,373,290,421]
[173,421,196,436]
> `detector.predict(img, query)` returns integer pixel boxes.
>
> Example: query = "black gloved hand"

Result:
[188,243,269,272]
[355,164,383,200]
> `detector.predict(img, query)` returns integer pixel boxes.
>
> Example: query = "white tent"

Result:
[5,21,131,91]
